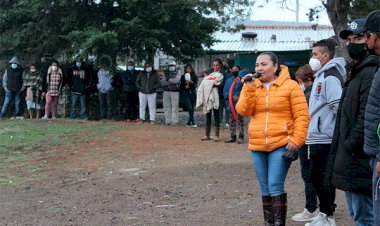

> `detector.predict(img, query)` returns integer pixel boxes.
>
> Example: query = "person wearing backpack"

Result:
[304,39,346,226]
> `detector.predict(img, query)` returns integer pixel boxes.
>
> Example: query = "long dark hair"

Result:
[258,52,281,76]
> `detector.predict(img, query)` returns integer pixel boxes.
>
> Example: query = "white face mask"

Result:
[169,66,176,72]
[51,66,58,71]
[309,58,322,72]
[145,67,152,73]
[300,83,306,92]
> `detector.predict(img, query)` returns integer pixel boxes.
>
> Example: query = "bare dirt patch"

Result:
[0,122,352,225]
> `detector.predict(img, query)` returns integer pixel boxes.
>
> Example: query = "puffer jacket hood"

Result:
[236,65,310,151]
[9,56,21,66]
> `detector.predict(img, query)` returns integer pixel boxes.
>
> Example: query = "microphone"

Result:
[243,73,262,82]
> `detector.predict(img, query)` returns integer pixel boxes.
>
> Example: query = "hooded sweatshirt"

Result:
[306,57,346,145]
[2,56,25,92]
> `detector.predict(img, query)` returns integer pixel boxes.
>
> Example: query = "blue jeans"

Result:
[0,91,22,117]
[345,191,374,226]
[70,93,87,119]
[251,147,291,196]
[370,158,380,226]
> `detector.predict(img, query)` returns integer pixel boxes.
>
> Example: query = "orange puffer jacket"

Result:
[236,66,309,152]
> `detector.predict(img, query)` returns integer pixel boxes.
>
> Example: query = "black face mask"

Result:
[232,71,239,77]
[347,43,367,60]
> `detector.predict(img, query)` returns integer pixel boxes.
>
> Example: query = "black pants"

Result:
[99,91,113,119]
[308,144,336,216]
[206,108,220,128]
[182,90,196,123]
[124,91,139,120]
[299,145,318,212]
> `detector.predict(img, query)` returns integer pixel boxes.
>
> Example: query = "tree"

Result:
[0,0,254,62]
[308,0,380,59]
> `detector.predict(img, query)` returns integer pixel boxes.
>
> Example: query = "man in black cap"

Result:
[363,9,380,226]
[325,18,378,226]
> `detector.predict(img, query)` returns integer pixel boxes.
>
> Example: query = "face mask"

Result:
[213,66,220,71]
[169,66,176,72]
[300,83,306,91]
[145,67,152,73]
[223,65,228,70]
[51,66,58,71]
[11,63,17,69]
[30,69,36,73]
[127,66,134,71]
[232,71,239,76]
[309,58,322,72]
[76,62,82,68]
[347,43,367,60]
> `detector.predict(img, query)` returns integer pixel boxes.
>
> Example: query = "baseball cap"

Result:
[364,10,380,33]
[339,19,366,39]
[168,61,176,65]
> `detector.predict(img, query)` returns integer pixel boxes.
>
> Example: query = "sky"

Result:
[251,0,331,25]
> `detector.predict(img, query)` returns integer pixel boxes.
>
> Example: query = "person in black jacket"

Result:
[135,62,160,124]
[121,60,139,122]
[363,10,380,226]
[326,19,378,226]
[180,64,198,127]
[67,59,92,119]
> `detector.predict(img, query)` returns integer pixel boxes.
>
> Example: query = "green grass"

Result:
[0,120,124,186]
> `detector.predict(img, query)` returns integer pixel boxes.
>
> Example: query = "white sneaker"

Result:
[41,116,49,120]
[292,208,319,222]
[305,213,335,226]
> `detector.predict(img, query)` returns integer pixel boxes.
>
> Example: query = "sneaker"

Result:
[126,119,131,122]
[41,116,49,120]
[150,121,156,125]
[305,213,335,226]
[16,116,24,120]
[225,123,230,128]
[292,208,319,222]
[237,138,244,144]
[133,119,139,123]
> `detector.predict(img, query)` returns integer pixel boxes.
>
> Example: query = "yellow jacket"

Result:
[236,66,309,152]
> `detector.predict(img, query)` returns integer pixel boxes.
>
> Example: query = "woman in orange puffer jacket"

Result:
[236,52,309,226]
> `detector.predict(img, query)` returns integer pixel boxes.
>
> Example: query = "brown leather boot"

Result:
[262,196,274,226]
[272,193,287,226]
[213,127,220,142]
[201,127,211,140]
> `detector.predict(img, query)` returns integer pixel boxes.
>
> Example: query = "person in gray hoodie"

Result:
[161,61,181,125]
[0,56,26,118]
[304,39,346,226]
[97,57,115,120]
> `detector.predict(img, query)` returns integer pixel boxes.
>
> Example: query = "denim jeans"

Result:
[299,145,318,212]
[182,90,196,123]
[370,158,380,226]
[251,147,291,196]
[70,93,87,119]
[0,91,22,117]
[99,91,113,120]
[345,191,374,226]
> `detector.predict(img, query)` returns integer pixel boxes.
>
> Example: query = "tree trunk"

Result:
[324,0,351,61]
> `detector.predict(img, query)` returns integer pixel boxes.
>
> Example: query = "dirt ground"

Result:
[0,121,353,226]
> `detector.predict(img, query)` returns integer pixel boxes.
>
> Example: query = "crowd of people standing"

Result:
[1,9,380,226]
